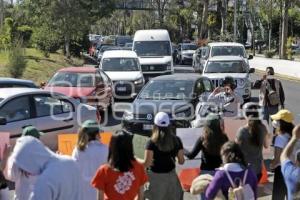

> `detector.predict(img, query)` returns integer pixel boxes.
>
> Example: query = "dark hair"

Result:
[202,119,228,155]
[266,67,275,75]
[151,125,178,152]
[77,128,99,151]
[221,141,247,166]
[108,130,135,172]
[279,120,294,136]
[222,76,236,90]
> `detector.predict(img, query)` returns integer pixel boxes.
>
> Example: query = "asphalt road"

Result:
[103,64,300,133]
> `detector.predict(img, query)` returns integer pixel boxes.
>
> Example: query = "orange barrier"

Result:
[178,168,200,191]
[58,132,112,155]
[259,163,269,184]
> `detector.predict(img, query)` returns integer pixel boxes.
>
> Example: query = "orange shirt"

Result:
[91,160,148,200]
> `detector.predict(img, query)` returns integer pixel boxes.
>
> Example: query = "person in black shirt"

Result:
[143,112,185,200]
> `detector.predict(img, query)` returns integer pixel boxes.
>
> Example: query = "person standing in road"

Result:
[12,136,84,200]
[270,110,295,200]
[254,67,285,123]
[143,112,185,200]
[72,120,108,200]
[208,76,243,117]
[280,125,300,200]
[235,103,269,180]
[91,130,148,200]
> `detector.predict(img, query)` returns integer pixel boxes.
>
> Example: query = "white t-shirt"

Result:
[72,141,108,200]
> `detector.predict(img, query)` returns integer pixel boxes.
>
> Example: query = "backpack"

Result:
[265,79,280,106]
[225,169,255,200]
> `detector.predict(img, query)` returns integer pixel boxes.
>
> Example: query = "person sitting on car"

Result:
[207,76,243,117]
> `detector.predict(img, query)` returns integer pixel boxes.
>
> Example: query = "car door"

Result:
[0,95,36,141]
[31,94,75,150]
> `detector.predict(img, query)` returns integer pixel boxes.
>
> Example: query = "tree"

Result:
[152,0,169,27]
[199,0,209,39]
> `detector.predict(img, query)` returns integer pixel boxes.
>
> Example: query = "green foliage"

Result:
[6,42,27,78]
[264,50,275,58]
[16,25,33,46]
[286,37,294,60]
[0,18,14,50]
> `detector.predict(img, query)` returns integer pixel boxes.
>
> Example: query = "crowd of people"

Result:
[0,67,299,200]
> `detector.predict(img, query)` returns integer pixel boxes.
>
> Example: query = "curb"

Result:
[255,68,300,83]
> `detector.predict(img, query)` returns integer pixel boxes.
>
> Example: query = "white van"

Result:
[133,29,173,79]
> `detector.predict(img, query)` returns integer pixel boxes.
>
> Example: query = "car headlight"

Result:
[237,79,246,87]
[134,77,144,85]
[166,62,172,70]
[123,110,134,121]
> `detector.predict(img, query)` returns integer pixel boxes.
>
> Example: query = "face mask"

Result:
[272,120,280,129]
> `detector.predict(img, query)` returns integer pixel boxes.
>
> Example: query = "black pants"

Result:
[272,166,287,200]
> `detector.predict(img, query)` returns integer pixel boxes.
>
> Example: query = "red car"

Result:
[44,67,113,120]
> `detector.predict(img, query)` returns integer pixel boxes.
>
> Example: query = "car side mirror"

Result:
[249,68,255,73]
[0,117,7,125]
[131,93,137,99]
[40,82,46,88]
[248,55,253,60]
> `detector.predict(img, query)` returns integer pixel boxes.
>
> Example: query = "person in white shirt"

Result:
[72,120,108,200]
[208,76,243,117]
[12,136,84,200]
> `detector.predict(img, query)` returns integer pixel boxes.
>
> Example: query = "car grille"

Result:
[141,64,167,72]
[113,81,133,95]
[211,79,238,88]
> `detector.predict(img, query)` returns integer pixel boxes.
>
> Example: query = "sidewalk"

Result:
[249,56,300,79]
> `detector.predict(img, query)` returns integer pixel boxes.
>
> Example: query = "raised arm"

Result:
[281,125,300,163]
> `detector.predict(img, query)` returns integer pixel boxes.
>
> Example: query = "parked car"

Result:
[0,78,38,88]
[193,42,253,72]
[202,56,255,101]
[176,43,198,64]
[115,36,133,47]
[122,74,214,136]
[100,50,145,99]
[0,88,98,150]
[97,46,122,63]
[44,67,113,113]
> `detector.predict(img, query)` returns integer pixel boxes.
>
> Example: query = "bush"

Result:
[264,50,275,58]
[6,43,27,78]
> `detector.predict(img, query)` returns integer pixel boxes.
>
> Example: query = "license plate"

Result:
[117,87,126,91]
[143,124,153,130]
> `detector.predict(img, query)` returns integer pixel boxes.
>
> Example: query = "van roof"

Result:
[102,50,138,58]
[133,29,170,41]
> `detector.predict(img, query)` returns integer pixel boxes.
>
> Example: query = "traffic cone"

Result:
[259,163,269,184]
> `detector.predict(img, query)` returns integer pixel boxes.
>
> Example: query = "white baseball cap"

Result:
[154,112,170,127]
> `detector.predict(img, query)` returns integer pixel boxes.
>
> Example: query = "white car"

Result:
[176,43,197,65]
[100,50,145,99]
[0,88,98,150]
[202,56,255,101]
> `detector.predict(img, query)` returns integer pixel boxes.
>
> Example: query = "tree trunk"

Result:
[200,0,209,39]
[0,0,4,30]
[65,35,71,59]
[280,0,289,59]
[220,0,227,36]
[197,3,203,38]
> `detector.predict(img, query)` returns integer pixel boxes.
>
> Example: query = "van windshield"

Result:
[133,41,171,56]
[211,46,246,57]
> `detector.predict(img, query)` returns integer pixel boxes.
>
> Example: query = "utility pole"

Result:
[233,0,237,42]
[0,0,4,30]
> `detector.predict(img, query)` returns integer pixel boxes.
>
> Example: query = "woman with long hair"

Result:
[235,103,269,179]
[72,120,108,200]
[270,110,295,200]
[92,130,148,200]
[143,112,185,200]
[205,141,258,199]
[185,113,228,199]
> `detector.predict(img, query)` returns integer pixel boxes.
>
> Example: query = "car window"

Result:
[102,58,139,71]
[100,71,110,85]
[211,46,246,57]
[203,79,213,92]
[0,96,31,123]
[48,72,95,87]
[95,72,104,85]
[33,95,72,117]
[205,61,248,73]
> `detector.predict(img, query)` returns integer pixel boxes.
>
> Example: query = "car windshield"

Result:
[102,58,140,71]
[117,37,132,44]
[182,44,197,50]
[100,46,114,53]
[139,80,194,100]
[211,46,246,57]
[133,41,171,56]
[205,61,248,73]
[48,72,95,87]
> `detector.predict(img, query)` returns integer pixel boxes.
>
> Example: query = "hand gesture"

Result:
[292,125,300,140]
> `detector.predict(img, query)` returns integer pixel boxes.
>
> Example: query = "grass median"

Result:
[0,48,84,84]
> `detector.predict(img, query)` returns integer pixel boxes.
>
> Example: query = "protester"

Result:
[205,141,258,199]
[208,76,243,117]
[236,103,269,179]
[270,109,294,200]
[185,113,228,173]
[280,125,300,200]
[143,112,184,200]
[0,144,10,200]
[91,130,148,200]
[72,120,108,200]
[254,67,285,123]
[12,136,84,200]
[4,126,43,200]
